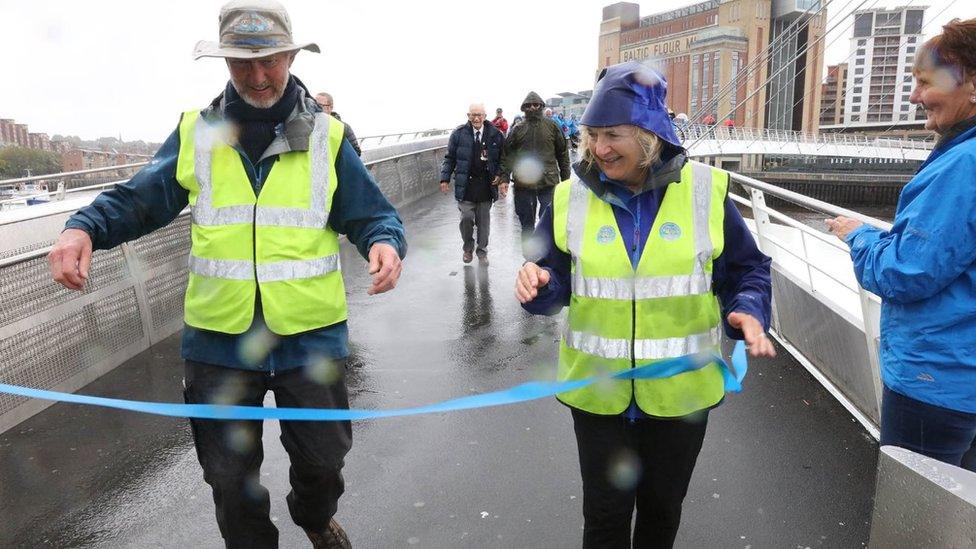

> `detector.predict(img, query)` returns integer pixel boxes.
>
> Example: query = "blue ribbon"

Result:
[0,342,746,421]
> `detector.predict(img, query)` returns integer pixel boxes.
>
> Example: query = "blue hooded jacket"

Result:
[846,122,976,413]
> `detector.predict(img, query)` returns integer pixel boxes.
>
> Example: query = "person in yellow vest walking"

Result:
[47,2,403,547]
[515,62,776,548]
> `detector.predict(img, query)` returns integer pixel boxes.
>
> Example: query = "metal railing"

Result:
[678,123,935,151]
[0,129,452,210]
[718,160,887,438]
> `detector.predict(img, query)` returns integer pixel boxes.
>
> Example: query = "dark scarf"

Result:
[223,76,299,165]
[935,114,976,150]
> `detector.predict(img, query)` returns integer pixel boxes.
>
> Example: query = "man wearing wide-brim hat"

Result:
[49,1,406,547]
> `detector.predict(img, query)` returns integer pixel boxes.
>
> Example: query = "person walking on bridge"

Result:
[828,18,976,472]
[48,1,406,547]
[501,92,570,257]
[440,103,507,265]
[515,61,775,548]
[491,107,509,134]
[315,92,361,157]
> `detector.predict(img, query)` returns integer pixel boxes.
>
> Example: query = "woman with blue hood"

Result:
[515,61,776,547]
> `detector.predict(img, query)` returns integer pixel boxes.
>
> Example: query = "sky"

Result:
[0,0,968,143]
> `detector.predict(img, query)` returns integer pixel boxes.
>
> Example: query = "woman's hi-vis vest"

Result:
[175,109,348,336]
[552,162,728,417]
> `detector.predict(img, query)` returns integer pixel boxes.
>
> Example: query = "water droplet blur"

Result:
[606,448,641,491]
[304,355,341,386]
[239,326,278,366]
[513,156,544,185]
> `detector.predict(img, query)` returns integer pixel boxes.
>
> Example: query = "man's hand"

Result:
[726,311,776,358]
[367,242,402,295]
[515,262,550,303]
[49,229,93,291]
[825,216,863,242]
[439,181,449,194]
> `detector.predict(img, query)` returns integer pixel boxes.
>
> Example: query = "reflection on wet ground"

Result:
[1,192,877,548]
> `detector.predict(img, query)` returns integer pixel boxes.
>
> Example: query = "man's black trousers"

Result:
[571,408,709,549]
[184,359,352,549]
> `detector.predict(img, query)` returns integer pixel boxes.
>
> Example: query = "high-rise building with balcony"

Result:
[819,63,847,126]
[844,6,927,126]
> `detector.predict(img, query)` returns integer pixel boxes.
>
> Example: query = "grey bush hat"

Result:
[193,0,320,60]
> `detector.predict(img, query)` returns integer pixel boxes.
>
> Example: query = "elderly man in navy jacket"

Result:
[440,103,507,265]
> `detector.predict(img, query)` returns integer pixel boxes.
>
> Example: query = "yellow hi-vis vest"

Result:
[175,109,348,335]
[552,162,728,417]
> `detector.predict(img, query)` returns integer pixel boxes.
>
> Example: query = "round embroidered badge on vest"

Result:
[659,222,682,241]
[596,225,617,244]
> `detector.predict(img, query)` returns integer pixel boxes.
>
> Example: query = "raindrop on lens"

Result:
[513,157,544,185]
[607,449,641,490]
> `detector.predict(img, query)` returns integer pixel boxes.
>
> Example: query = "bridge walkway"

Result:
[0,192,878,548]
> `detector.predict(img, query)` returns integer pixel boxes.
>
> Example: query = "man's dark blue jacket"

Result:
[440,121,505,201]
[65,86,405,373]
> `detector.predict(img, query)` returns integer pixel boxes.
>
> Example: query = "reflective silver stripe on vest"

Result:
[256,254,340,282]
[564,327,721,361]
[192,121,254,225]
[191,113,332,228]
[572,273,712,300]
[253,112,331,228]
[565,168,714,298]
[566,179,590,258]
[690,162,713,283]
[188,256,254,280]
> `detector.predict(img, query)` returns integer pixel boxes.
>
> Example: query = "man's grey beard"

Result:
[231,80,285,109]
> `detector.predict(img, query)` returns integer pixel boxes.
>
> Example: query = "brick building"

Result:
[598,0,827,132]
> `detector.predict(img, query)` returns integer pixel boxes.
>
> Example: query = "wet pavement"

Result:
[0,192,878,548]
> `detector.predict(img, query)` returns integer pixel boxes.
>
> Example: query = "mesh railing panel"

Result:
[0,288,144,416]
[0,249,129,329]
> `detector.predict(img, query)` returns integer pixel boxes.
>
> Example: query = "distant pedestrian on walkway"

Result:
[316,91,362,156]
[500,92,570,256]
[440,103,507,265]
[827,18,976,472]
[48,2,407,547]
[515,61,774,549]
[491,107,509,134]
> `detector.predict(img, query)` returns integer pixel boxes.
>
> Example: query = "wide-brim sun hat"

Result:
[193,0,320,60]
[580,61,681,149]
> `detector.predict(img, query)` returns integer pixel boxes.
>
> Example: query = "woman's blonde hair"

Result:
[578,125,664,173]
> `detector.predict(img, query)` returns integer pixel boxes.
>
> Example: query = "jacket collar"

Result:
[202,76,321,162]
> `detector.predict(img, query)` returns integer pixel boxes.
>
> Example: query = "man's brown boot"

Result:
[304,518,351,549]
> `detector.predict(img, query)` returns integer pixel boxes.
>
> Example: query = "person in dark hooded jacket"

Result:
[500,91,570,254]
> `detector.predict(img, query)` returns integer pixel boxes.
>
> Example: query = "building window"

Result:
[903,85,912,92]
[908,36,916,43]
[858,39,867,47]
[901,104,910,111]
[852,105,861,113]
[855,68,864,74]
[900,114,910,121]
[907,46,915,53]
[853,13,873,38]
[854,87,862,93]
[856,58,864,66]
[905,56,914,63]
[904,75,912,82]
[857,48,866,55]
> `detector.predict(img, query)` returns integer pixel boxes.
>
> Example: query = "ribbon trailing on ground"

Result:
[0,342,746,421]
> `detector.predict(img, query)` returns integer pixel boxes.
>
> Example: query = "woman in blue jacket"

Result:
[828,18,976,471]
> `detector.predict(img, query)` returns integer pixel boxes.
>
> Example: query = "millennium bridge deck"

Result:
[0,193,878,548]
